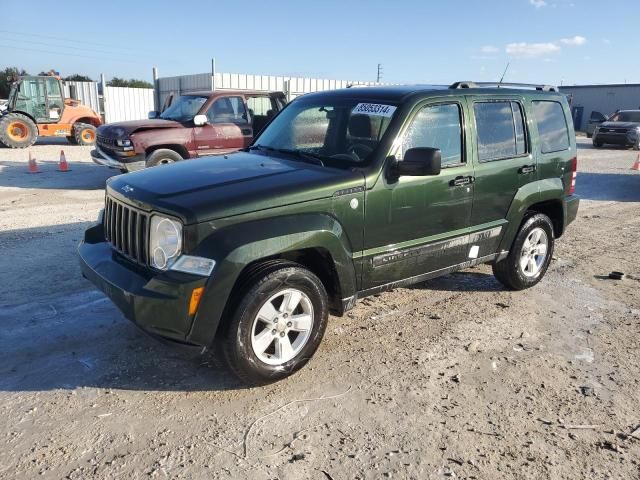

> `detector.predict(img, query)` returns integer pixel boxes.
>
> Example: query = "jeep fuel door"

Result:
[362,101,474,290]
[193,95,252,156]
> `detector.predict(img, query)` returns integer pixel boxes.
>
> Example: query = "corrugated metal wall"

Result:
[63,81,100,113]
[157,72,381,107]
[103,86,155,123]
[560,84,640,131]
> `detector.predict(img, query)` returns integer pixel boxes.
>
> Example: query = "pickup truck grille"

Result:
[97,135,116,146]
[103,195,149,265]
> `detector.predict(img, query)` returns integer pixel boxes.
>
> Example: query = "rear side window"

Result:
[474,101,527,162]
[532,101,570,153]
[402,103,463,166]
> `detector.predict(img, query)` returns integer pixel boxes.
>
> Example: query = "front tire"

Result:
[145,148,183,167]
[593,139,603,148]
[0,113,37,148]
[493,213,555,291]
[215,263,329,385]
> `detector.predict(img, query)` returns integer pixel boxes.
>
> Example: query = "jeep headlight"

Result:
[116,138,131,147]
[149,215,182,270]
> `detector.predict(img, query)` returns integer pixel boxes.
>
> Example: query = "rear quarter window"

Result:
[532,101,570,154]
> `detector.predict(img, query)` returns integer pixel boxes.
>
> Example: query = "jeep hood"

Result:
[97,119,183,137]
[106,152,365,224]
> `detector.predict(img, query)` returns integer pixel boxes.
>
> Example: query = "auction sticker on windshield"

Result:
[353,103,397,118]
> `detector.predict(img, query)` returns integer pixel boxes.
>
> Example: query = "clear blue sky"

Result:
[1,0,637,86]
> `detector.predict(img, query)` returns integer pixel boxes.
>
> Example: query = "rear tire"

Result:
[214,263,329,385]
[146,148,183,167]
[0,113,37,148]
[493,213,555,291]
[67,135,78,145]
[73,123,96,146]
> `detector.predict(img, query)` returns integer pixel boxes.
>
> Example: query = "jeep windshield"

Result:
[251,97,398,166]
[160,95,208,122]
[610,111,640,123]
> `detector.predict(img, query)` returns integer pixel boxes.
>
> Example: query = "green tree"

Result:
[65,74,93,82]
[0,67,28,99]
[107,77,153,89]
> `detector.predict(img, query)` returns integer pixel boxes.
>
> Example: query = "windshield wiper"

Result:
[249,145,326,166]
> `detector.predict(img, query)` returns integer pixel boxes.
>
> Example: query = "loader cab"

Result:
[10,76,64,123]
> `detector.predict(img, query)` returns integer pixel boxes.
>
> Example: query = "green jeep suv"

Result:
[79,82,579,384]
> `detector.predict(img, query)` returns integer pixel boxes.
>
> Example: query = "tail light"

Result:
[568,156,577,195]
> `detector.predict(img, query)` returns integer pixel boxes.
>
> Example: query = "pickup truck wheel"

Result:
[146,149,182,167]
[216,264,329,385]
[492,214,554,291]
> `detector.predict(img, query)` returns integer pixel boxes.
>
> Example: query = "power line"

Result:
[0,29,147,52]
[0,43,145,64]
[0,36,145,58]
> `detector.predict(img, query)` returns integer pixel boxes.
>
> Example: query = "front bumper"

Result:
[91,146,145,172]
[78,223,207,344]
[593,132,638,146]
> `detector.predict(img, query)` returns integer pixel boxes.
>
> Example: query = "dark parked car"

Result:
[91,90,287,171]
[592,110,640,149]
[79,81,579,384]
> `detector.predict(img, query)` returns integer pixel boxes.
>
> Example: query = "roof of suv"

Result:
[299,84,563,103]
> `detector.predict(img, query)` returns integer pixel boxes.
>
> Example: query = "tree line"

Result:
[0,67,153,98]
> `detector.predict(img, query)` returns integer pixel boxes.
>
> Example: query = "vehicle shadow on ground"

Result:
[415,269,504,293]
[0,160,118,190]
[576,172,640,202]
[577,142,637,152]
[0,303,246,393]
[0,137,72,147]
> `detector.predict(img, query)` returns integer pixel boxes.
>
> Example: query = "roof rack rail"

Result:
[449,81,558,92]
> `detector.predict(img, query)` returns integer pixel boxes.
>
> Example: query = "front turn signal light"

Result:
[189,287,204,316]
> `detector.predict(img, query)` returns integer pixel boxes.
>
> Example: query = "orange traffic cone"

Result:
[58,150,70,172]
[27,151,40,174]
[631,154,640,171]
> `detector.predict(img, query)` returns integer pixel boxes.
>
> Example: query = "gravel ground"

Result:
[0,138,639,479]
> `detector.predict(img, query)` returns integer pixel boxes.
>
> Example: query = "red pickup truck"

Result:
[91,90,287,171]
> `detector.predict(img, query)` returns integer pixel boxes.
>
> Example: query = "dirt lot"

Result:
[0,138,639,479]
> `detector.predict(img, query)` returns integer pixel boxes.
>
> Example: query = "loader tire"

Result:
[0,113,38,148]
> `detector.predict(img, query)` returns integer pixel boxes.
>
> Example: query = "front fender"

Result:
[186,213,357,346]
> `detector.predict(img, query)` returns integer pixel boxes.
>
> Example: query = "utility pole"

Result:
[376,63,383,83]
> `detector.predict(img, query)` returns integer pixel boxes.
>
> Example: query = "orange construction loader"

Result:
[0,74,102,148]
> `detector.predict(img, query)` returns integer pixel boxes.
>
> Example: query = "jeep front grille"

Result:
[103,196,149,265]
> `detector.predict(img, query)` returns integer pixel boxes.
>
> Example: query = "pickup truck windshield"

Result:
[253,98,398,165]
[610,111,640,123]
[160,95,208,122]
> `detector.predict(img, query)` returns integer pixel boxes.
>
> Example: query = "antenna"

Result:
[498,62,510,85]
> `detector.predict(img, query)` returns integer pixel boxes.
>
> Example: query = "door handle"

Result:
[519,164,537,174]
[450,175,474,187]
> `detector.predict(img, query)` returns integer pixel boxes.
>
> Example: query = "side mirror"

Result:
[394,147,442,177]
[148,111,159,119]
[193,114,208,126]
